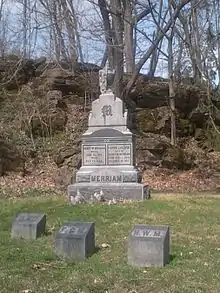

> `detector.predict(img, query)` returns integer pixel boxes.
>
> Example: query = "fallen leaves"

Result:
[1,153,220,199]
[142,165,220,193]
[31,262,58,271]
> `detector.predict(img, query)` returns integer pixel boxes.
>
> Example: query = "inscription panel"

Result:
[83,144,106,166]
[90,175,122,183]
[17,213,41,222]
[107,144,131,165]
[59,225,88,235]
[132,229,164,238]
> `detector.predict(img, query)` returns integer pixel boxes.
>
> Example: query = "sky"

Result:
[1,0,219,84]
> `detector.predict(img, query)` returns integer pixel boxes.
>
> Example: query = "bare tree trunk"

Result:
[101,45,108,68]
[67,0,84,63]
[23,0,27,57]
[56,1,68,61]
[0,0,7,57]
[168,0,176,146]
[60,0,77,69]
[148,32,163,78]
[148,0,164,78]
[174,36,184,83]
[124,0,134,73]
[111,0,124,97]
[39,0,67,61]
[216,0,220,89]
[190,0,202,84]
[98,0,114,68]
[0,0,4,22]
[171,0,199,84]
[123,0,191,107]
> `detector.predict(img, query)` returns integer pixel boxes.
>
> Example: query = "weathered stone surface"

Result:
[130,77,203,112]
[68,182,145,201]
[143,185,151,199]
[53,222,95,261]
[136,133,170,154]
[128,224,170,268]
[40,64,99,95]
[54,166,73,191]
[162,147,187,169]
[137,107,171,134]
[86,91,129,133]
[75,166,142,184]
[11,213,46,240]
[54,148,77,166]
[136,149,160,168]
[0,139,25,176]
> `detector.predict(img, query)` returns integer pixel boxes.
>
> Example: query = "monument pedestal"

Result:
[68,182,144,201]
[68,86,146,203]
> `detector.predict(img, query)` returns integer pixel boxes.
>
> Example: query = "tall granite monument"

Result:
[68,65,145,202]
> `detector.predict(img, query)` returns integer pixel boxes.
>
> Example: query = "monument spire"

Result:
[99,61,115,94]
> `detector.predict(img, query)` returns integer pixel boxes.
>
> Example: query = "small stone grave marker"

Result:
[128,224,170,268]
[11,213,46,240]
[53,221,95,261]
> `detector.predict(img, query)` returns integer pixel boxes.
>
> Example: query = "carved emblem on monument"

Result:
[102,105,112,117]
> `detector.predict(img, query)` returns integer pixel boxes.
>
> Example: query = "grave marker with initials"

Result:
[53,222,95,261]
[128,224,170,268]
[11,213,46,240]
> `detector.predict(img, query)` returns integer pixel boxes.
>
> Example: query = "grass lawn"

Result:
[1,193,220,293]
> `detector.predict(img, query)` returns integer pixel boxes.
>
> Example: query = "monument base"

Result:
[68,182,148,202]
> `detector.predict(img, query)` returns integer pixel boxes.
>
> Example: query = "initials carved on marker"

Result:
[17,214,39,222]
[59,226,88,235]
[132,229,163,238]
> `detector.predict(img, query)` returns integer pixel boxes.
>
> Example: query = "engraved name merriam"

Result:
[90,175,122,183]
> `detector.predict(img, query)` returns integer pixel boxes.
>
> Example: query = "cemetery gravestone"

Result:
[68,64,146,202]
[128,224,170,268]
[53,221,95,261]
[11,213,46,240]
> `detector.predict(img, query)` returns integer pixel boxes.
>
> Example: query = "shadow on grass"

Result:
[44,229,53,236]
[87,246,101,258]
[94,246,101,254]
[168,254,177,265]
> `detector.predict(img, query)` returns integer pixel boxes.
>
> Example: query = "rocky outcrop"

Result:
[0,55,219,177]
[136,133,195,170]
[137,107,171,134]
[0,139,25,175]
[0,56,100,97]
